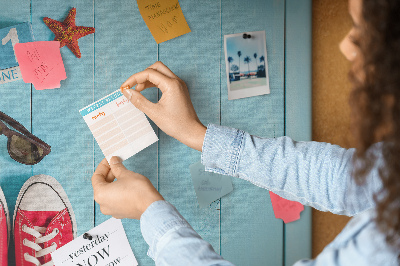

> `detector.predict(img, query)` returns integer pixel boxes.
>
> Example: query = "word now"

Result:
[76,245,114,266]
[0,66,21,84]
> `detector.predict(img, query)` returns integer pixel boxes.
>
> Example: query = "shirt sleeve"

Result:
[201,124,383,216]
[140,200,235,266]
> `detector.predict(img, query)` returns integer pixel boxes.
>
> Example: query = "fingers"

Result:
[136,81,156,92]
[105,169,116,183]
[92,159,111,189]
[147,61,178,79]
[121,89,158,118]
[120,68,173,94]
[109,156,130,178]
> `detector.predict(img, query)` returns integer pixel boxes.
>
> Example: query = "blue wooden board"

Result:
[0,1,311,265]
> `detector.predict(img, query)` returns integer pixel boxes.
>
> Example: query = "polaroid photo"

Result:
[224,30,270,100]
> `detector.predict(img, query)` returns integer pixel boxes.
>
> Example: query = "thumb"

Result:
[122,89,155,115]
[109,156,129,178]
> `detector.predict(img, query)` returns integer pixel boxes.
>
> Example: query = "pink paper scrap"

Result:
[14,41,67,90]
[269,191,304,223]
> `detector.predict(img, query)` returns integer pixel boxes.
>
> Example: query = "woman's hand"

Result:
[91,157,164,220]
[120,61,206,152]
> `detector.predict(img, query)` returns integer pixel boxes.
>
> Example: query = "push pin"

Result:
[83,232,93,240]
[243,33,251,39]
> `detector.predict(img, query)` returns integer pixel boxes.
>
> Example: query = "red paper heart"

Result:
[269,191,304,223]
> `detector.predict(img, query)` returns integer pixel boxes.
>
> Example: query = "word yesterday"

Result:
[68,233,109,260]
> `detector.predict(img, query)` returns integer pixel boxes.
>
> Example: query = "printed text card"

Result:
[51,218,138,266]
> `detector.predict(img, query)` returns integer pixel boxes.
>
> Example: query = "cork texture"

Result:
[312,0,353,257]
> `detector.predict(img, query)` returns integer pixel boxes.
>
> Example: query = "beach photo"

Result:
[224,30,270,100]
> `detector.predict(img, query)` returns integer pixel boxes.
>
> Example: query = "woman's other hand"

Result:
[91,157,164,219]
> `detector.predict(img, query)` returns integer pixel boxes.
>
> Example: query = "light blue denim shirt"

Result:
[140,124,399,265]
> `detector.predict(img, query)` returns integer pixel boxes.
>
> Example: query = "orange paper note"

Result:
[137,0,191,44]
[269,191,304,223]
[14,41,67,90]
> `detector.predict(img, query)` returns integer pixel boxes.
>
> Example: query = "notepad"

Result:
[80,90,158,162]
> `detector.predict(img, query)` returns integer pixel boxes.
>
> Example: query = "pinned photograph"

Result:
[224,30,270,100]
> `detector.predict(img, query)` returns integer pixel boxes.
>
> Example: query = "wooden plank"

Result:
[0,0,31,29]
[93,0,158,264]
[284,0,312,264]
[0,1,32,265]
[30,1,95,238]
[220,0,285,265]
[158,0,222,257]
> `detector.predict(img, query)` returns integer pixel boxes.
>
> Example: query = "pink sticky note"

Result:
[269,191,304,223]
[14,41,66,90]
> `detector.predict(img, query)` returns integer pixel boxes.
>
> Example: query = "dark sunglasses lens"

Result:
[8,135,44,164]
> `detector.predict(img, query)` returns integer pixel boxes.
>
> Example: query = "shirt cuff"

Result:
[140,200,192,260]
[201,124,245,176]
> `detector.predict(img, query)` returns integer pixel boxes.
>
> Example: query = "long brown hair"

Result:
[350,0,400,251]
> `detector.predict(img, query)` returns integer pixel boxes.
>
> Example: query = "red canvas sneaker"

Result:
[13,175,77,266]
[0,186,10,266]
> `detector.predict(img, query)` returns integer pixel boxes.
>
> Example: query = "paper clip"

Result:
[83,232,93,240]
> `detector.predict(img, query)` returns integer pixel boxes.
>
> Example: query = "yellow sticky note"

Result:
[137,0,191,44]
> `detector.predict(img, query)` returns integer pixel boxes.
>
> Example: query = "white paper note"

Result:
[51,218,138,266]
[79,89,158,162]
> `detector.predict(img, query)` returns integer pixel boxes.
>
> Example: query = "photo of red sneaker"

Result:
[13,175,77,266]
[0,186,10,266]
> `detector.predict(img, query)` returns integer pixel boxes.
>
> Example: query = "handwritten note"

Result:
[14,41,67,90]
[269,191,304,223]
[137,0,191,44]
[190,161,233,208]
[0,22,34,85]
[80,89,158,162]
[51,218,138,266]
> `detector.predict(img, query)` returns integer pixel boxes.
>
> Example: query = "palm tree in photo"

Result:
[237,51,242,77]
[244,56,251,77]
[253,53,258,73]
[228,56,234,73]
[260,55,265,71]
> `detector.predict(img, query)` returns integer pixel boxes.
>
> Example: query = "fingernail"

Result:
[120,86,129,92]
[110,156,122,165]
[124,89,133,100]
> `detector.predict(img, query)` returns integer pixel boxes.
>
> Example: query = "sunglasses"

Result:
[0,111,51,165]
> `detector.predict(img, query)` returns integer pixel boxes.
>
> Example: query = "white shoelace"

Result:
[22,224,59,266]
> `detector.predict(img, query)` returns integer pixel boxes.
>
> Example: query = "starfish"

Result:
[43,7,95,58]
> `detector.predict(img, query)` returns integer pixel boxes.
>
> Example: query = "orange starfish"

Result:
[43,7,95,58]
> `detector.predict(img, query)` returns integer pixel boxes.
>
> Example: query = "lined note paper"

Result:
[80,90,158,162]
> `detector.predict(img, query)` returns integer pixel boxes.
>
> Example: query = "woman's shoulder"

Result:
[321,209,399,265]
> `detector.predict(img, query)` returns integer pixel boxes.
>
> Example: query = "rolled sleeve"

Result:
[201,124,245,176]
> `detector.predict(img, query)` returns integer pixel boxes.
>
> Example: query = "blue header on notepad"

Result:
[80,91,123,116]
